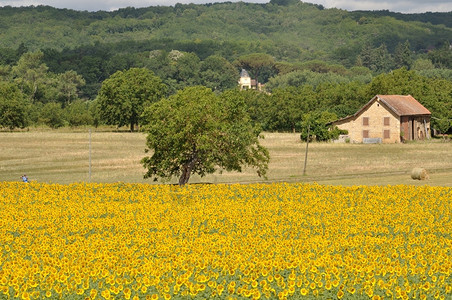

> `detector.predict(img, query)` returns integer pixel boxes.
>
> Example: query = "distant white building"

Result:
[238,69,263,90]
[238,69,252,90]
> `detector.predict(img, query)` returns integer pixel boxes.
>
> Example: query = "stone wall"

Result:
[334,99,401,143]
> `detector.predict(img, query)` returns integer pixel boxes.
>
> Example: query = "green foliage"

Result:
[358,43,394,73]
[173,52,201,87]
[146,50,238,94]
[0,4,450,134]
[366,68,452,133]
[7,51,86,105]
[434,117,452,135]
[269,0,299,6]
[300,60,348,75]
[141,86,269,185]
[38,102,65,129]
[0,47,19,65]
[0,82,29,129]
[56,70,86,104]
[0,4,450,101]
[412,58,435,71]
[65,100,94,127]
[394,40,413,69]
[200,55,238,91]
[265,69,368,92]
[0,65,12,82]
[235,53,277,83]
[0,4,450,64]
[96,68,167,131]
[236,89,271,130]
[350,10,452,28]
[11,51,49,103]
[265,86,316,132]
[366,68,420,96]
[427,42,452,69]
[300,111,342,142]
[417,68,452,81]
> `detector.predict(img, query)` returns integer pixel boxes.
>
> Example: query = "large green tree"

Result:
[358,43,394,73]
[11,51,49,103]
[141,86,270,185]
[366,68,452,134]
[300,111,344,142]
[235,53,277,84]
[97,68,167,131]
[394,40,413,70]
[200,55,238,91]
[65,100,94,127]
[0,82,29,130]
[56,70,86,105]
[266,86,316,132]
[38,102,65,129]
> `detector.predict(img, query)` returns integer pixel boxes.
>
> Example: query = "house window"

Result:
[363,117,369,126]
[363,130,369,139]
[384,130,390,139]
[384,117,390,126]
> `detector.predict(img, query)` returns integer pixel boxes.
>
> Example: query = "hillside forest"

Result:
[0,1,451,135]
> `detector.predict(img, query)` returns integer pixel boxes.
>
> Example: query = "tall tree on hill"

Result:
[367,68,452,133]
[0,82,29,130]
[394,40,413,69]
[235,53,277,84]
[200,55,238,91]
[428,42,452,69]
[96,68,167,131]
[174,52,201,86]
[57,70,86,105]
[358,43,393,73]
[267,86,316,132]
[11,51,49,103]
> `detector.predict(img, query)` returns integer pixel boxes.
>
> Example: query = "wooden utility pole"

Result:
[89,129,92,182]
[303,124,310,176]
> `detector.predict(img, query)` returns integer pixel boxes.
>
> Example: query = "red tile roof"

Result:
[376,95,431,116]
[330,95,431,125]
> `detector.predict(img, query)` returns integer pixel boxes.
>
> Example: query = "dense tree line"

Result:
[1,3,451,62]
[1,3,450,53]
[0,3,451,134]
[1,51,451,135]
[251,69,452,134]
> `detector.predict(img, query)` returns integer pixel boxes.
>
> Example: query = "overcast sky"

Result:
[1,0,451,13]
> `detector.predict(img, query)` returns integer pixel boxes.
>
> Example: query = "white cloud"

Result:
[318,0,452,13]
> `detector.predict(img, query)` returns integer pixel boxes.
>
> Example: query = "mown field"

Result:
[0,182,451,299]
[0,130,451,186]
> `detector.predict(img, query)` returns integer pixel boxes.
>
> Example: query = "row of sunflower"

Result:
[0,182,451,299]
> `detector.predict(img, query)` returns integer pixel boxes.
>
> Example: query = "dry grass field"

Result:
[1,129,451,186]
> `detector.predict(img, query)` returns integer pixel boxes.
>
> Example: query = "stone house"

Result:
[331,95,431,143]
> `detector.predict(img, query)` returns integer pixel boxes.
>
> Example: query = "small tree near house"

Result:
[300,111,346,142]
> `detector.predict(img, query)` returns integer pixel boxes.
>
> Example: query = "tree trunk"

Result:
[130,122,134,132]
[30,83,38,103]
[178,154,198,186]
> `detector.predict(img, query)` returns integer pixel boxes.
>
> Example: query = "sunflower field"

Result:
[0,182,451,300]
